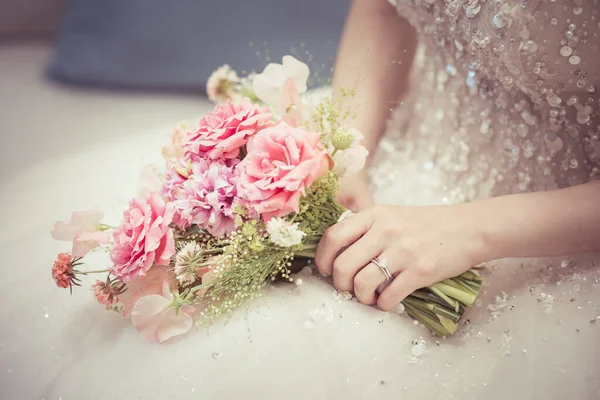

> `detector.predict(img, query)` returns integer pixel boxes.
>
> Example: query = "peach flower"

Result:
[110,193,175,282]
[51,210,110,257]
[131,280,196,343]
[51,252,78,289]
[236,122,328,221]
[92,279,122,307]
[120,267,175,318]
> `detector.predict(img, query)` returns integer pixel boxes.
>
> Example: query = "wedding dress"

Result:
[366,0,600,397]
[8,1,599,399]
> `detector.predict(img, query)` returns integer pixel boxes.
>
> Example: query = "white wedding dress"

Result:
[2,0,599,399]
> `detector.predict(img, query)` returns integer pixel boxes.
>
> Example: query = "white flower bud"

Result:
[331,128,355,151]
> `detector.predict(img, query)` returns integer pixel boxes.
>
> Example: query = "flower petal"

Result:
[282,55,309,94]
[131,294,171,343]
[50,221,78,241]
[156,307,193,343]
[71,230,110,257]
[70,210,105,229]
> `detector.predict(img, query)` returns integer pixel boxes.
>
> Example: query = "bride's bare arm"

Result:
[476,180,600,260]
[333,0,417,155]
[315,180,600,310]
[333,0,417,211]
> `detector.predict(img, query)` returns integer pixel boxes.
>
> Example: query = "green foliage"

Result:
[293,172,345,236]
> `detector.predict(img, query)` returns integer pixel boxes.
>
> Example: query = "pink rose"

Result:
[161,158,191,198]
[236,122,329,221]
[185,99,272,160]
[110,193,175,282]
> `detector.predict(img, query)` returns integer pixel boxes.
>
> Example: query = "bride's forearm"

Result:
[471,181,600,261]
[332,0,417,160]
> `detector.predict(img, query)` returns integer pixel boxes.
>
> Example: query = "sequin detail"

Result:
[374,0,600,203]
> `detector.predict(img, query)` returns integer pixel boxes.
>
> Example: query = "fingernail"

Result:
[394,303,405,315]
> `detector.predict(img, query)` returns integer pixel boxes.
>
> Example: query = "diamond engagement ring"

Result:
[372,256,392,281]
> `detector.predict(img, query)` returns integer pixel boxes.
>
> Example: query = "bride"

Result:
[315,0,600,397]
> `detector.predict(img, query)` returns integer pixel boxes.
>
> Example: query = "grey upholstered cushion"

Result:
[47,0,349,92]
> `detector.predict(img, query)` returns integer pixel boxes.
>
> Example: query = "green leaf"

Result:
[428,285,458,308]
[404,304,450,337]
[431,283,477,306]
[437,315,457,335]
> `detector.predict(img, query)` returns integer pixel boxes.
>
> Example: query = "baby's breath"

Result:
[308,87,358,146]
[197,220,302,324]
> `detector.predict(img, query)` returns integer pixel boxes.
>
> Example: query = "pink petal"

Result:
[130,283,194,343]
[282,113,299,127]
[50,221,78,241]
[155,308,193,343]
[160,279,173,299]
[155,228,175,266]
[76,230,110,244]
[71,239,98,258]
[279,77,303,116]
[131,294,171,343]
[51,210,104,241]
[70,231,110,257]
[121,270,173,318]
[70,210,104,230]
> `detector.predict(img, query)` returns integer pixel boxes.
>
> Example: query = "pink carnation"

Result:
[236,122,329,221]
[92,280,120,306]
[110,193,175,282]
[52,252,76,289]
[165,158,239,237]
[161,158,191,198]
[185,99,271,160]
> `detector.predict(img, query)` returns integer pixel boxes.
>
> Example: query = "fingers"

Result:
[331,231,382,293]
[377,270,424,311]
[353,251,401,305]
[315,209,374,276]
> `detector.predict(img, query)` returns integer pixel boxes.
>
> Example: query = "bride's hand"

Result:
[315,204,488,311]
[336,172,374,212]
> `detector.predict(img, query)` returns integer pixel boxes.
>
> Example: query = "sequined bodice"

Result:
[372,0,600,204]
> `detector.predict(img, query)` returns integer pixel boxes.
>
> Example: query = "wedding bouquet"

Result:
[50,55,482,342]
